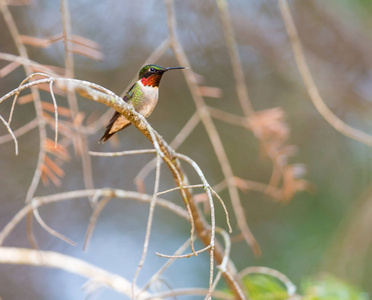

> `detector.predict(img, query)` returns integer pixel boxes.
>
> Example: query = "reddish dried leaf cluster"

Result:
[41,139,70,186]
[0,28,103,187]
[248,107,311,202]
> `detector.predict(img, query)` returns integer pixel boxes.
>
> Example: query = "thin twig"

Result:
[0,118,38,144]
[173,154,219,299]
[8,72,50,125]
[132,126,162,299]
[207,228,234,300]
[210,188,232,233]
[32,203,76,246]
[160,152,197,256]
[0,115,18,155]
[139,238,191,295]
[49,80,59,146]
[174,153,219,245]
[89,149,156,157]
[173,153,217,299]
[157,184,204,196]
[156,245,211,259]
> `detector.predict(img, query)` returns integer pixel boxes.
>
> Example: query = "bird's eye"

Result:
[150,67,155,72]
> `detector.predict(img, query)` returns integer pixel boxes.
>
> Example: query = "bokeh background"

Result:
[0,0,372,298]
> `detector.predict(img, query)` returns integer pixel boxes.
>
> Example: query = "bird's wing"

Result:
[98,83,135,143]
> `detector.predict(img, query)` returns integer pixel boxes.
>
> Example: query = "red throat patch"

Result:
[141,74,161,87]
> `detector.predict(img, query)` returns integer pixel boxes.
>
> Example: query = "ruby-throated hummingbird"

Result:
[99,64,186,143]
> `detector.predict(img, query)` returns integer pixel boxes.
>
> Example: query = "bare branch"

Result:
[216,0,254,116]
[156,245,211,259]
[140,239,191,295]
[0,118,38,144]
[49,81,59,146]
[0,247,158,299]
[32,203,76,246]
[157,184,204,196]
[89,149,156,157]
[0,114,18,155]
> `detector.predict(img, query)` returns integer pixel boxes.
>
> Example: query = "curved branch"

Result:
[0,188,189,246]
[279,0,372,147]
[0,247,158,299]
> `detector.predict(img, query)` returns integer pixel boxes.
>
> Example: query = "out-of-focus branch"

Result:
[0,1,51,250]
[165,0,259,258]
[0,52,61,75]
[0,118,38,144]
[216,0,254,116]
[239,266,297,297]
[132,133,162,298]
[165,1,253,298]
[0,247,159,299]
[279,0,372,148]
[60,0,95,199]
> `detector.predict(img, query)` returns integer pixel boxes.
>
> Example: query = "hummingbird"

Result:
[99,64,186,143]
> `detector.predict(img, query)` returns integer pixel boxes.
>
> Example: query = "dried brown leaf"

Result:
[280,164,311,203]
[44,139,70,161]
[41,161,61,186]
[41,101,71,118]
[248,107,289,142]
[44,155,64,178]
[197,86,223,98]
[18,94,34,104]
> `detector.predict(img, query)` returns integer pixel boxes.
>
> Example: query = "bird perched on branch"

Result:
[99,64,186,143]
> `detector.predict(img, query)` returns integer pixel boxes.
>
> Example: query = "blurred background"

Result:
[0,0,372,298]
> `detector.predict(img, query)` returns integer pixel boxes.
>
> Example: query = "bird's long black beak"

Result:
[164,67,188,72]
